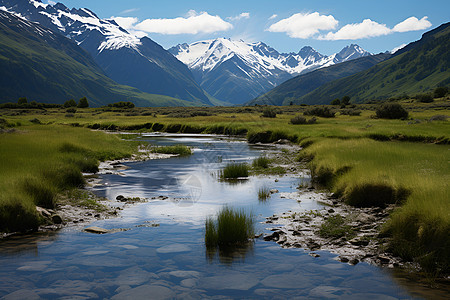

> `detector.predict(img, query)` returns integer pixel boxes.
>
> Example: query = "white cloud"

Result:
[268,14,278,20]
[45,0,56,5]
[391,43,407,54]
[267,12,338,39]
[393,16,432,32]
[111,16,147,38]
[320,19,391,40]
[227,12,250,21]
[134,10,233,35]
[320,16,432,40]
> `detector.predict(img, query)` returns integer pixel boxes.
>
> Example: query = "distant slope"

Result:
[297,23,450,104]
[1,0,212,105]
[0,10,194,107]
[248,53,391,106]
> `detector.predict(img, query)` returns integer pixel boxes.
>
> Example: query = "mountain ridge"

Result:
[169,38,371,104]
[0,9,198,107]
[0,0,213,105]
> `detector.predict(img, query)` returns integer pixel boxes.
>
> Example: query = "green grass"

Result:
[219,163,249,179]
[0,125,139,233]
[205,206,255,248]
[252,156,271,169]
[318,215,355,239]
[0,102,448,273]
[257,186,271,201]
[150,144,192,156]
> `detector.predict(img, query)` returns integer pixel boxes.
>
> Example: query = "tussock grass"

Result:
[150,144,192,156]
[219,163,249,179]
[257,186,271,201]
[205,206,254,248]
[0,125,139,233]
[252,156,270,169]
[301,138,449,272]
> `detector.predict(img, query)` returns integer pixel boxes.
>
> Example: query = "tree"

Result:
[330,98,340,105]
[341,95,351,105]
[18,97,27,105]
[77,97,89,108]
[64,99,77,108]
[434,87,448,98]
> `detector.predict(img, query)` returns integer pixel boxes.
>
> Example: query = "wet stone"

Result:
[84,226,109,234]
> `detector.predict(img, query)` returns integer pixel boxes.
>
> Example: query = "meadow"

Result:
[0,99,448,273]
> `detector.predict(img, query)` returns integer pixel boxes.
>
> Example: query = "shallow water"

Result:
[0,134,446,299]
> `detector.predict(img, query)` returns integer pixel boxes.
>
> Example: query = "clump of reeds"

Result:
[252,156,270,169]
[219,163,249,179]
[257,186,271,201]
[205,206,254,248]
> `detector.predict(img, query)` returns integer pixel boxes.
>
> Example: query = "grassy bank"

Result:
[0,125,139,233]
[300,138,449,273]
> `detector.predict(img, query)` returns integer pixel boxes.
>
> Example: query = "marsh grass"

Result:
[219,163,249,179]
[150,144,192,156]
[252,156,270,169]
[205,206,255,248]
[302,138,449,271]
[0,125,138,232]
[257,186,271,201]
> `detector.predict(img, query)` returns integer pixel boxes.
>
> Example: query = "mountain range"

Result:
[0,0,213,105]
[0,9,194,106]
[170,39,371,104]
[284,22,450,104]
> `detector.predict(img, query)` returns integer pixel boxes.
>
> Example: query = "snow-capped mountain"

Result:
[169,39,371,104]
[0,0,212,105]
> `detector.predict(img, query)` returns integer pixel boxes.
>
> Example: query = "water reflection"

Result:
[206,242,254,265]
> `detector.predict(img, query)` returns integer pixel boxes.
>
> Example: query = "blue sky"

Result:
[49,0,449,55]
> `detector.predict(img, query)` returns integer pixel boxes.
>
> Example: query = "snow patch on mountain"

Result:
[171,38,371,78]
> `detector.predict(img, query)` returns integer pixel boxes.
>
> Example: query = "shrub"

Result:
[341,96,351,105]
[330,98,340,105]
[340,109,361,116]
[304,107,335,118]
[433,86,448,98]
[261,107,277,118]
[375,103,408,119]
[205,206,254,248]
[252,156,270,169]
[64,99,77,108]
[107,101,135,109]
[290,115,316,124]
[219,163,249,179]
[77,97,89,108]
[416,93,434,103]
[66,108,77,113]
[29,118,41,124]
[18,97,27,105]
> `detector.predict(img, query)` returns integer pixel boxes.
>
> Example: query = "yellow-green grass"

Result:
[300,138,449,273]
[0,125,139,232]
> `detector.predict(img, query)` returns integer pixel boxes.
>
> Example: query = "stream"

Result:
[0,134,444,299]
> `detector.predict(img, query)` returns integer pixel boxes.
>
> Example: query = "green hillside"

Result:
[296,22,450,104]
[0,11,196,107]
[249,53,390,106]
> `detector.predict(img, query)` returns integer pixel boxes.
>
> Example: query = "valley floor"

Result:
[0,99,449,276]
